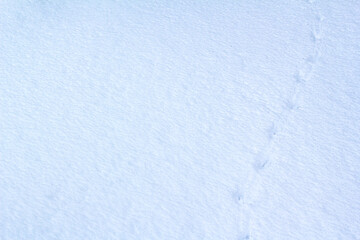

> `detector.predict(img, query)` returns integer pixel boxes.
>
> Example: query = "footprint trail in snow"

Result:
[238,2,324,238]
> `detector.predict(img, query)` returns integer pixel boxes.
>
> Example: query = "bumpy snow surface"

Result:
[1,0,360,239]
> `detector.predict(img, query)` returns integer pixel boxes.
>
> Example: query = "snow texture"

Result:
[1,0,360,239]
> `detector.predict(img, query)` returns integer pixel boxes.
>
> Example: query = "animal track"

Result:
[266,123,277,140]
[232,187,244,205]
[238,234,250,240]
[253,153,269,171]
[284,98,298,111]
[253,6,323,172]
[238,3,324,238]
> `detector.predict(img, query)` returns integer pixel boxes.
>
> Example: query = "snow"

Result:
[1,0,360,239]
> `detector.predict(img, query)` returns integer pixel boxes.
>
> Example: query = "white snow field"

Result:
[1,0,360,239]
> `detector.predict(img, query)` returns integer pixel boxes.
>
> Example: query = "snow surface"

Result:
[1,0,360,239]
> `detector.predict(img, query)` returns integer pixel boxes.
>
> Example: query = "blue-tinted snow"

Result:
[1,0,359,239]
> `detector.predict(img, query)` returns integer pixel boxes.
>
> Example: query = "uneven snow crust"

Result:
[1,0,359,239]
